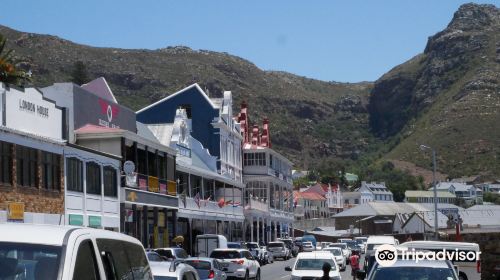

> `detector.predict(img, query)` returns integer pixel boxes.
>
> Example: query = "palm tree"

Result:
[0,34,29,85]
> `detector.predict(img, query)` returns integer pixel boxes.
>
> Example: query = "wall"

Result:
[294,218,336,230]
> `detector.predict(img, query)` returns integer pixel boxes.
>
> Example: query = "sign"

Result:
[5,87,63,139]
[7,202,24,220]
[69,214,84,226]
[148,176,159,193]
[159,180,167,195]
[125,188,178,208]
[127,191,138,202]
[167,180,177,196]
[439,208,459,216]
[88,216,102,228]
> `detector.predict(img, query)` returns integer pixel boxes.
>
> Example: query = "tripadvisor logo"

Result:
[375,244,481,267]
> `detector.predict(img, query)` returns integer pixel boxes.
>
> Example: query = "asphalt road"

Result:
[260,254,365,280]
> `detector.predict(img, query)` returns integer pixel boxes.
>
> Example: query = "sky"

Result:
[0,0,497,82]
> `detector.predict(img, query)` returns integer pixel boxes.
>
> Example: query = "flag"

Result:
[194,192,201,208]
[203,195,212,207]
[225,200,233,206]
[217,198,225,208]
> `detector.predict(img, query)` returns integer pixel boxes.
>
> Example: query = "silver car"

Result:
[184,258,227,280]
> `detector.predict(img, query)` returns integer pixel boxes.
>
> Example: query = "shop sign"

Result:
[159,180,167,194]
[88,216,102,228]
[148,176,159,193]
[7,202,24,221]
[69,214,84,226]
[167,180,177,196]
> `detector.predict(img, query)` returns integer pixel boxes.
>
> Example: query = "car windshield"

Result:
[0,242,62,280]
[184,260,211,270]
[295,259,336,271]
[268,243,283,248]
[210,250,242,259]
[246,243,259,249]
[372,266,455,280]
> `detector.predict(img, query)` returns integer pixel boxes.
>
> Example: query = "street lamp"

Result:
[420,144,438,240]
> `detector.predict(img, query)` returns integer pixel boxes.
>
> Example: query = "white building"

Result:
[359,181,393,202]
[430,182,483,205]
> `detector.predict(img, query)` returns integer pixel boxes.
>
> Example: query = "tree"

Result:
[71,61,89,85]
[0,34,30,85]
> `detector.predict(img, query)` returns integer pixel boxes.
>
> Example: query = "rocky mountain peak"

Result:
[448,3,499,32]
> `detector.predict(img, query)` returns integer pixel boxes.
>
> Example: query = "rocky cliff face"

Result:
[369,3,500,177]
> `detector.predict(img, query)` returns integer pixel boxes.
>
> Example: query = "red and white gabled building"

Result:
[238,102,294,243]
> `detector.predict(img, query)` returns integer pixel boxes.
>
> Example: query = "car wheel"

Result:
[458,272,468,280]
[255,270,261,280]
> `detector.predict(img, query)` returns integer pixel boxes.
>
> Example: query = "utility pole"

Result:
[420,145,439,240]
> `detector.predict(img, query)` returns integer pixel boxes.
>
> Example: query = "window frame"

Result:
[73,239,101,280]
[103,166,117,197]
[86,162,102,195]
[66,157,83,192]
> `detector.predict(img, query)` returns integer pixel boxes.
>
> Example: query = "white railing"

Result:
[179,197,243,216]
[246,198,269,212]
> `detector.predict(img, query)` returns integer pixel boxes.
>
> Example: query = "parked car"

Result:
[210,249,261,280]
[322,247,346,271]
[328,242,350,262]
[261,246,274,264]
[154,247,190,261]
[278,238,299,257]
[357,258,459,280]
[354,237,368,253]
[151,261,200,280]
[365,235,398,256]
[184,257,227,280]
[196,234,228,257]
[0,223,153,279]
[267,241,291,260]
[285,251,341,280]
[245,242,267,265]
[301,241,315,252]
[301,234,317,248]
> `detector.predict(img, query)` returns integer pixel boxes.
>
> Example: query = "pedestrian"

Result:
[317,262,331,280]
[350,250,360,280]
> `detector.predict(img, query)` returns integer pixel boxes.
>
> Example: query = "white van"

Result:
[400,241,481,280]
[195,234,228,257]
[365,235,398,255]
[0,223,153,279]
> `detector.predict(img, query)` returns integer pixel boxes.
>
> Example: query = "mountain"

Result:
[368,3,500,178]
[0,25,377,167]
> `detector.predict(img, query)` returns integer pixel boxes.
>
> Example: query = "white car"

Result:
[267,241,291,260]
[301,241,315,252]
[328,243,350,262]
[0,223,153,279]
[210,249,261,280]
[150,261,200,280]
[285,251,342,280]
[322,247,346,271]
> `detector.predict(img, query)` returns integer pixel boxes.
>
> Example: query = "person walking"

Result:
[349,250,360,280]
[317,262,332,280]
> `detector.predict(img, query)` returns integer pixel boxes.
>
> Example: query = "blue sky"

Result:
[0,0,497,82]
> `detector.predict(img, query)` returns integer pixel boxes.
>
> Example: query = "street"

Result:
[261,255,364,280]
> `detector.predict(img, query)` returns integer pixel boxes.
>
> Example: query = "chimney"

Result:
[261,117,271,147]
[238,101,249,144]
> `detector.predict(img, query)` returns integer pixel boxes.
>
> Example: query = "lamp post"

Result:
[420,144,438,240]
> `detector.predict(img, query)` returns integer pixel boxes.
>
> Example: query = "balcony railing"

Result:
[245,198,269,212]
[179,197,244,216]
[125,173,177,196]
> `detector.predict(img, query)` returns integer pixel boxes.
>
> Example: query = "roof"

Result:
[361,181,392,195]
[333,202,463,218]
[147,123,174,147]
[0,224,141,246]
[295,191,326,201]
[342,192,361,199]
[403,211,449,229]
[303,183,327,196]
[431,182,473,192]
[81,77,117,103]
[466,204,500,211]
[74,124,124,134]
[405,190,456,198]
[297,251,336,259]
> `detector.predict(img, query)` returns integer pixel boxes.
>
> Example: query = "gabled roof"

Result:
[294,191,326,201]
[431,182,474,192]
[334,202,463,218]
[136,83,217,113]
[81,77,117,103]
[302,183,327,196]
[405,190,456,198]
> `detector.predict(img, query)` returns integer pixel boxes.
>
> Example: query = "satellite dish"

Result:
[123,161,135,175]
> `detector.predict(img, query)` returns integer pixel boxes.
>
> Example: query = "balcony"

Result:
[245,198,269,212]
[179,197,244,216]
[125,173,177,196]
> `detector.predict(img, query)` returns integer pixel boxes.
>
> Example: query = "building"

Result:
[0,83,66,225]
[238,102,294,243]
[404,190,456,204]
[147,108,245,253]
[301,182,343,215]
[359,181,393,202]
[293,191,328,220]
[342,192,362,209]
[430,182,483,206]
[42,78,178,248]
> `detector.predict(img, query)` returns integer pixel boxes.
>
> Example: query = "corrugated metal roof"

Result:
[334,202,463,218]
[405,190,456,198]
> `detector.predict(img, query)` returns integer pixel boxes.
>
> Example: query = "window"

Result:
[148,150,157,177]
[103,166,117,197]
[158,154,167,180]
[97,239,152,280]
[137,148,146,174]
[354,199,359,204]
[179,104,192,118]
[0,141,12,184]
[344,199,349,204]
[191,175,201,197]
[67,158,83,192]
[16,145,37,188]
[86,162,101,195]
[167,155,175,181]
[73,240,100,280]
[243,153,266,166]
[42,151,61,190]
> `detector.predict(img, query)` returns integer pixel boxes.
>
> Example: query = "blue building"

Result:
[137,84,243,184]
